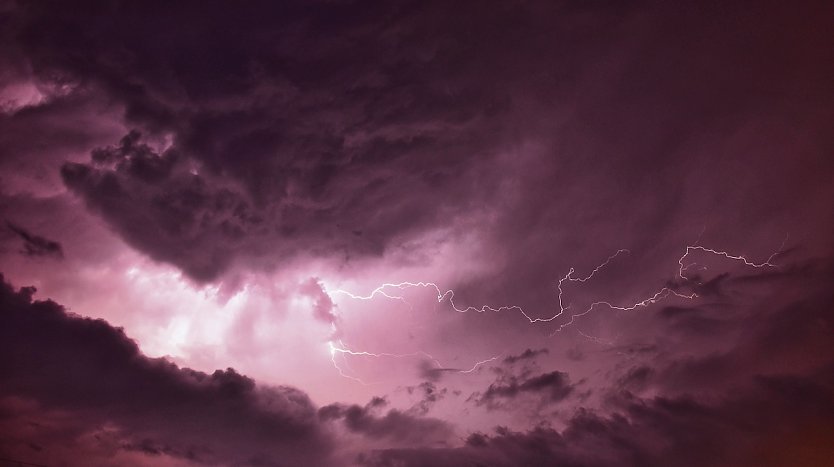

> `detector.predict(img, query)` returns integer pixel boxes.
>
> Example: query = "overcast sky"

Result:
[1,1,833,466]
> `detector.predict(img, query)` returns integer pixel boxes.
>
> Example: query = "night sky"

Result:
[1,1,834,466]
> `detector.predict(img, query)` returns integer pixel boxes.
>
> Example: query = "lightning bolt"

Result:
[332,248,640,325]
[327,339,499,383]
[327,339,438,384]
[677,241,785,280]
[328,239,785,381]
[330,339,442,367]
[328,341,368,384]
[457,355,503,373]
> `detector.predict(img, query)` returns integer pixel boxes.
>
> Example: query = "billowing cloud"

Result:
[320,396,453,446]
[357,257,834,466]
[11,0,830,288]
[363,377,834,467]
[476,370,574,408]
[7,1,536,282]
[299,276,338,325]
[0,274,333,466]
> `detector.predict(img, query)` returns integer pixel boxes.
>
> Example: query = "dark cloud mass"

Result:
[0,274,332,466]
[12,0,535,281]
[361,260,834,465]
[319,397,453,446]
[477,370,574,408]
[503,348,549,365]
[10,0,830,284]
[5,222,63,259]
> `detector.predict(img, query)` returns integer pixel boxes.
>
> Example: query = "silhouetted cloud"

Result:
[0,274,333,466]
[358,256,834,465]
[475,370,574,409]
[5,222,63,259]
[503,348,549,365]
[320,396,452,446]
[361,374,834,467]
[405,382,447,416]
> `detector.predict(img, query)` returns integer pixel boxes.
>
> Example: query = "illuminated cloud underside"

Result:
[0,1,833,466]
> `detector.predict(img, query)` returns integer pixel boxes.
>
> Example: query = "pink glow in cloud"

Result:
[1,1,834,466]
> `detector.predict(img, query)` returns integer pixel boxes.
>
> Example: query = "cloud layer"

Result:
[2,1,834,466]
[0,274,333,465]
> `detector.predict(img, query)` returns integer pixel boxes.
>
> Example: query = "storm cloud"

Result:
[0,274,333,466]
[1,1,833,465]
[8,0,829,287]
[5,221,63,259]
[359,257,834,466]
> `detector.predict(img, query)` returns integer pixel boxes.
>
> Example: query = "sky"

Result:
[1,1,833,466]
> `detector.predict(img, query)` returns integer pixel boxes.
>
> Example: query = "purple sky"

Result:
[1,1,833,466]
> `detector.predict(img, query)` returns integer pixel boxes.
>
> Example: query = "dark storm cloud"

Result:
[9,0,565,281]
[0,274,333,466]
[405,382,447,416]
[5,221,63,259]
[476,370,574,408]
[363,373,834,467]
[652,272,834,395]
[3,1,834,464]
[362,254,834,466]
[60,131,255,281]
[3,0,832,292]
[319,396,453,445]
[503,348,549,365]
[616,365,654,392]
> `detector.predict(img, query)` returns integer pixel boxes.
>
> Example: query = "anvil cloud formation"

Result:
[1,1,833,466]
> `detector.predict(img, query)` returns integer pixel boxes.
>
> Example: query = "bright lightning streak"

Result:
[328,341,367,384]
[678,243,784,279]
[327,340,498,383]
[548,241,785,335]
[332,249,635,325]
[336,241,782,329]
[330,339,442,367]
[457,355,502,374]
[328,240,784,381]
